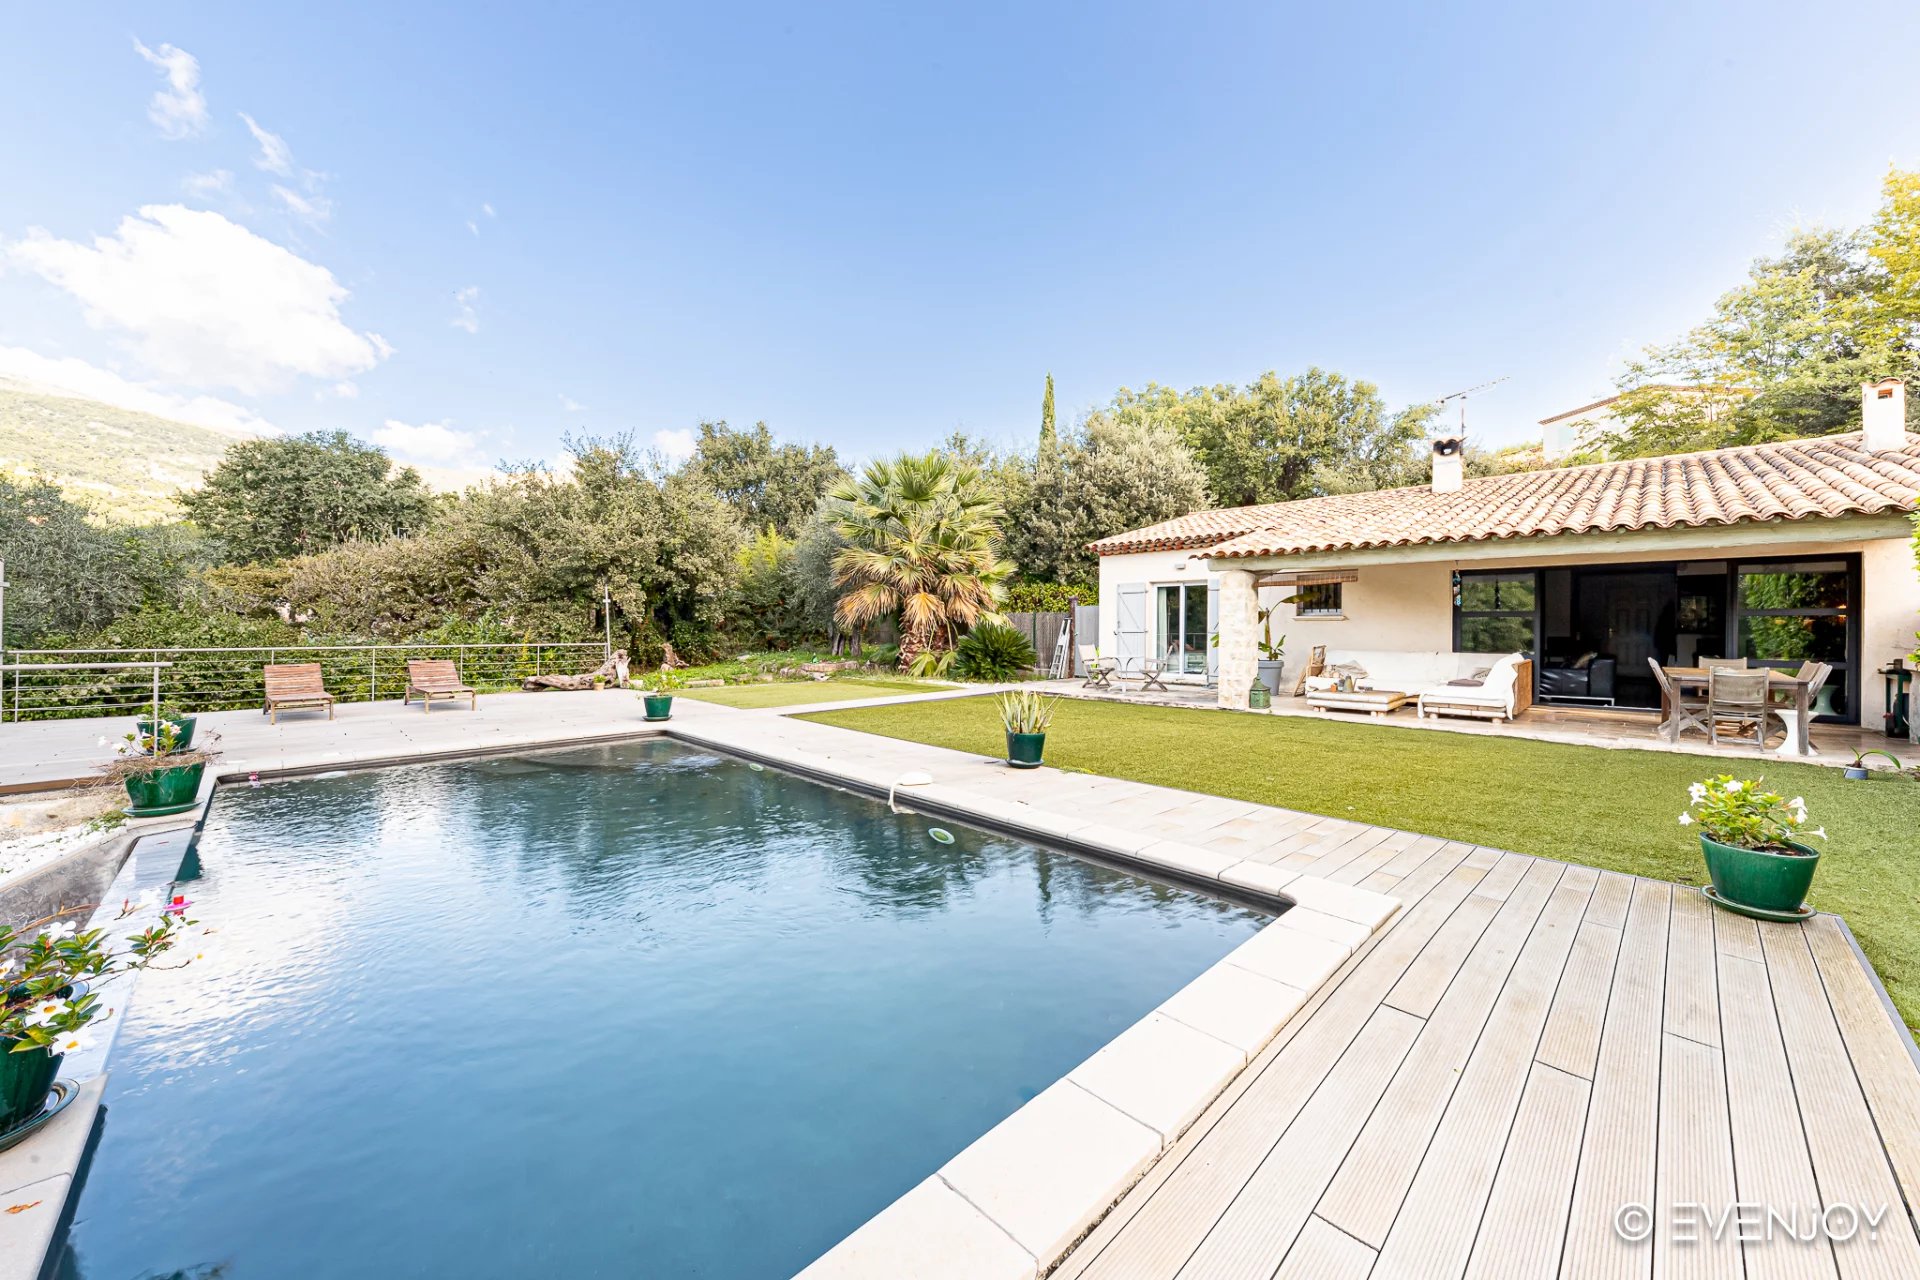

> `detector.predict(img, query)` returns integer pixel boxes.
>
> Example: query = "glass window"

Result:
[1454,570,1536,655]
[1460,616,1534,653]
[1292,583,1343,616]
[1738,564,1848,611]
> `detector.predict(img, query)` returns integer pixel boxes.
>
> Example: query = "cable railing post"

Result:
[370,646,377,703]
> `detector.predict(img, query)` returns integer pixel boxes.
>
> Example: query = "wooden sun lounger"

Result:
[263,662,335,723]
[405,659,476,713]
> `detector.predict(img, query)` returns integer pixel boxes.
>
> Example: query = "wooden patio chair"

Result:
[1078,645,1117,689]
[263,662,335,723]
[1699,656,1750,672]
[1648,658,1708,743]
[1707,668,1774,751]
[405,659,477,713]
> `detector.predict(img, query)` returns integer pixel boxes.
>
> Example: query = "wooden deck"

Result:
[1053,832,1920,1279]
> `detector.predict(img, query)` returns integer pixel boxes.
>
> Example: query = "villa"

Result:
[1091,379,1920,743]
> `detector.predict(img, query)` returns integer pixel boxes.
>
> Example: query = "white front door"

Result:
[1154,583,1211,677]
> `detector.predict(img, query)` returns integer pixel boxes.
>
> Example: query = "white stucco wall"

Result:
[1861,534,1920,730]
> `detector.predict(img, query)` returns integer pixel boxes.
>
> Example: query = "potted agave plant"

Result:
[639,670,679,722]
[102,721,220,818]
[135,701,198,750]
[1682,775,1826,920]
[999,689,1059,769]
[2,893,197,1137]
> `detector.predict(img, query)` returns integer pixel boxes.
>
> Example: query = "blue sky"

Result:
[4,2,1920,477]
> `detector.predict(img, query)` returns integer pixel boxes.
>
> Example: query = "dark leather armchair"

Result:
[1538,653,1617,701]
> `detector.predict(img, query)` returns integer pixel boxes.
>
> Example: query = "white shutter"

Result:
[1205,581,1221,681]
[1115,585,1148,671]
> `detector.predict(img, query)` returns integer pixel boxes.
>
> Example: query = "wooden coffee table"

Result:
[1305,688,1410,718]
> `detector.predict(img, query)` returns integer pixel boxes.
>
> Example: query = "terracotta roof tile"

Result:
[1088,432,1920,559]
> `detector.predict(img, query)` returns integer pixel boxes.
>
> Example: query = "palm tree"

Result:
[828,451,1013,669]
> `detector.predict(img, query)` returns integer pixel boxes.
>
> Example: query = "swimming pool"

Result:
[57,739,1267,1278]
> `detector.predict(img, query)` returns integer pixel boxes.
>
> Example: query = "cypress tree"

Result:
[1040,373,1057,445]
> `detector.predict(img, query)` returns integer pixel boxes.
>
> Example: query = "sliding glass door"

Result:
[1733,558,1857,720]
[1154,583,1210,676]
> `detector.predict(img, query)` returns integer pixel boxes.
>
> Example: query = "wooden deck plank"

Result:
[1358,837,1468,894]
[1561,877,1672,1280]
[1463,1063,1591,1280]
[1803,915,1920,1219]
[1760,923,1920,1278]
[1319,858,1570,1247]
[1169,1006,1424,1279]
[1716,946,1838,1280]
[1664,885,1721,1047]
[1536,912,1625,1081]
[1583,870,1638,931]
[1051,837,1479,1280]
[1384,852,1533,1018]
[1274,1216,1377,1280]
[1323,829,1421,886]
[1069,847,1498,1280]
[1367,865,1598,1278]
[1296,825,1402,880]
[1713,908,1765,963]
[1653,1033,1741,1279]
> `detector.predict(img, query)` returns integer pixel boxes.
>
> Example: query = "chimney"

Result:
[1862,379,1907,450]
[1431,434,1465,493]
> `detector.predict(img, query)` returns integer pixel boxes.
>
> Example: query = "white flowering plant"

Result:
[1680,775,1825,855]
[2,891,201,1057]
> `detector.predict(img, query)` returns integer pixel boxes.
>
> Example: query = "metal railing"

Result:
[1,641,608,722]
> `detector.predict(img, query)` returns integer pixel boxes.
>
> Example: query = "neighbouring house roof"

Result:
[1088,431,1920,560]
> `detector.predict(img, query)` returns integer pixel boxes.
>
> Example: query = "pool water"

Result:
[58,740,1266,1279]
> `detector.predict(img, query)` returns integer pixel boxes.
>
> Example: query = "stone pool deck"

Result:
[5,687,1920,1278]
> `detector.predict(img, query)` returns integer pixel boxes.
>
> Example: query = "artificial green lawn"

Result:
[803,696,1920,1028]
[678,678,955,709]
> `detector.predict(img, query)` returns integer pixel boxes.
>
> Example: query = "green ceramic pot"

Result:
[0,1039,61,1134]
[1248,680,1272,711]
[1700,833,1820,915]
[643,694,674,722]
[1006,731,1046,769]
[123,760,206,818]
[135,714,197,749]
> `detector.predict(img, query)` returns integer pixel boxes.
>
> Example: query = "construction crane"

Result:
[1432,376,1509,436]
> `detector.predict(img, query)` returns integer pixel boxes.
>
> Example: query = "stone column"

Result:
[1215,568,1260,711]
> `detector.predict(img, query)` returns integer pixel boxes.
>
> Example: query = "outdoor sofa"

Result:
[1302,649,1531,722]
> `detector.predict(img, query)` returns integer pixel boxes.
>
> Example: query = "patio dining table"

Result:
[1659,666,1817,757]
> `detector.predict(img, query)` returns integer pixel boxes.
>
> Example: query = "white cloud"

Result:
[559,393,586,412]
[331,381,359,399]
[239,113,293,175]
[182,169,232,198]
[466,219,479,237]
[450,285,480,333]
[3,204,390,395]
[651,427,696,460]
[372,418,482,465]
[272,184,332,224]
[134,40,207,139]
[0,345,272,436]
[482,202,496,218]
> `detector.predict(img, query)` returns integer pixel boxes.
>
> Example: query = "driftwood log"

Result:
[522,649,630,692]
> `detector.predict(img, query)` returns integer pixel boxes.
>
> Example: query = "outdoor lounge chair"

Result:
[262,662,336,723]
[405,659,477,713]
